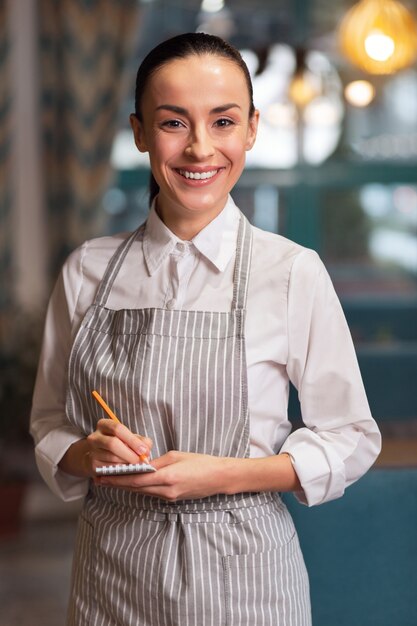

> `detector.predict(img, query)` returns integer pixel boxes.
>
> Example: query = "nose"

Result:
[185,124,215,160]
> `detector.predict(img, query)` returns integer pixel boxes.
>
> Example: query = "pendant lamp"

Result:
[288,49,320,108]
[339,0,417,74]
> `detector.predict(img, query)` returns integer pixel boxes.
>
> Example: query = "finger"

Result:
[96,419,150,458]
[134,434,153,451]
[150,450,181,470]
[88,431,142,465]
[91,451,130,465]
[97,476,181,502]
[105,484,178,501]
[96,420,152,456]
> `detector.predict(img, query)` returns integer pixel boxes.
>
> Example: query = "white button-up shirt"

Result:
[30,196,381,506]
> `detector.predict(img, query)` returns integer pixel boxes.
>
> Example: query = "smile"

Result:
[177,169,219,180]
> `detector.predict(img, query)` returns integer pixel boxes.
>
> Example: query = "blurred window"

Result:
[108,0,417,426]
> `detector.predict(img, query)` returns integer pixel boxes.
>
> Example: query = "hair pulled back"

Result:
[133,32,255,206]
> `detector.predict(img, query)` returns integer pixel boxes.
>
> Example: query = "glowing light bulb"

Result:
[201,0,224,12]
[365,30,395,61]
[288,72,318,108]
[338,0,417,74]
[344,80,375,107]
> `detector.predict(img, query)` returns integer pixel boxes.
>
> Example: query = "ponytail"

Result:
[149,172,160,207]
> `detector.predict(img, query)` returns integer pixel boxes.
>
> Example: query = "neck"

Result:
[155,199,226,240]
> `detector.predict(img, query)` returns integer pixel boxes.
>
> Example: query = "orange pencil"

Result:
[92,390,149,463]
[92,390,121,423]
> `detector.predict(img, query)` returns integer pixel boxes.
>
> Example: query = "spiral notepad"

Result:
[96,463,157,476]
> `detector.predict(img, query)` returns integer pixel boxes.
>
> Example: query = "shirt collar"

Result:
[142,204,178,275]
[143,196,240,275]
[192,196,240,272]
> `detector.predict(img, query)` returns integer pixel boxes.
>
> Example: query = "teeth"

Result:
[179,169,218,180]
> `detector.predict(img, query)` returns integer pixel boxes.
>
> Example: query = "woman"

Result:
[31,33,381,626]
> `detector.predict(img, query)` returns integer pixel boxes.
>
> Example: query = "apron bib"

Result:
[65,214,311,626]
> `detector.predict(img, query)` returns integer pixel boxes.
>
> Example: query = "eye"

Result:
[161,119,185,129]
[214,118,234,128]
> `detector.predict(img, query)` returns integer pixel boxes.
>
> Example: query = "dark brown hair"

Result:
[133,32,255,206]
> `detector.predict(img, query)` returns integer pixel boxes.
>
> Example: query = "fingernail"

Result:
[137,445,147,454]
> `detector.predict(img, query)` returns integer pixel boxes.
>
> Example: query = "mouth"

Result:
[174,167,224,184]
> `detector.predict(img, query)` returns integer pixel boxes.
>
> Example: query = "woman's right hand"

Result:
[58,419,153,479]
[86,418,153,477]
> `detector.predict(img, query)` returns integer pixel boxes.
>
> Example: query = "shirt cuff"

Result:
[280,431,346,506]
[34,427,89,502]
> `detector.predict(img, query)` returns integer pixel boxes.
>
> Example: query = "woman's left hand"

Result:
[96,450,234,501]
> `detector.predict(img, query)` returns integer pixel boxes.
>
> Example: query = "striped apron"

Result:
[65,214,311,626]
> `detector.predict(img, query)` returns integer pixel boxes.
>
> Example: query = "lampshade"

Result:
[339,0,417,74]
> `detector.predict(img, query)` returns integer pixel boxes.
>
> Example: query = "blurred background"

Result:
[0,0,416,624]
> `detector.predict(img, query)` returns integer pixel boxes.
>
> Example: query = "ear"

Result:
[245,109,259,151]
[129,113,148,153]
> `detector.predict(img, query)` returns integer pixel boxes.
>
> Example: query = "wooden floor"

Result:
[376,421,417,467]
[0,483,80,626]
[0,519,76,626]
[375,437,417,467]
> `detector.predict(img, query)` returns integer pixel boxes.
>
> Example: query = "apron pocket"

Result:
[222,533,310,626]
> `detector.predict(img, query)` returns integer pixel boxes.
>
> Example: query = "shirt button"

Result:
[176,242,187,253]
[166,299,176,310]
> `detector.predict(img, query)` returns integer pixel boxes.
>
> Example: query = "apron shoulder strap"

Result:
[231,213,253,311]
[93,223,146,307]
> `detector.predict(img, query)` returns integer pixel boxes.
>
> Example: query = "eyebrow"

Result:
[155,103,241,115]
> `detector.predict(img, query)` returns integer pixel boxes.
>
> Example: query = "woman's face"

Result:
[131,54,259,223]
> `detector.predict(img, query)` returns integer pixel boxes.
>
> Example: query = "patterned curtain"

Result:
[0,3,12,314]
[39,0,140,271]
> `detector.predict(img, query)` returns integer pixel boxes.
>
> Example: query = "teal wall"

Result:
[283,469,417,626]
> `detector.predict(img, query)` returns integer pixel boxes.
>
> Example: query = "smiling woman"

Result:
[130,43,258,237]
[30,32,381,626]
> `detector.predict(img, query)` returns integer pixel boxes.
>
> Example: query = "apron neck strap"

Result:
[231,213,253,311]
[93,224,145,307]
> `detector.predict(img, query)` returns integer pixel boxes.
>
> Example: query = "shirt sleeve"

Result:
[30,245,90,502]
[280,249,381,507]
